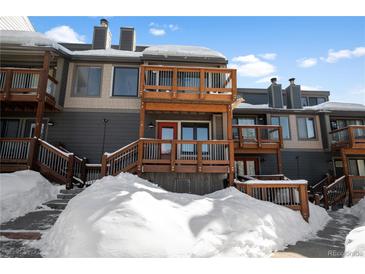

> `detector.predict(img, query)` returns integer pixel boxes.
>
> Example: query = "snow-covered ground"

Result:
[343,198,365,257]
[0,170,60,223]
[39,173,329,257]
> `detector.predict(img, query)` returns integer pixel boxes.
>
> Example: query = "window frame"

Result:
[271,115,291,140]
[296,116,317,141]
[111,66,139,97]
[72,65,102,97]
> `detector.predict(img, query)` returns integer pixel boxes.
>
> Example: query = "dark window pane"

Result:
[298,118,308,139]
[308,97,317,106]
[280,117,290,139]
[301,97,308,107]
[1,120,19,137]
[74,66,101,96]
[317,97,326,104]
[112,67,138,96]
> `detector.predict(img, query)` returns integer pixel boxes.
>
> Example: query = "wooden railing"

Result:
[235,180,310,221]
[349,175,365,204]
[36,139,74,188]
[322,175,347,209]
[101,138,233,176]
[139,65,237,103]
[233,125,283,150]
[0,68,58,101]
[330,126,365,149]
[310,174,332,205]
[85,164,102,184]
[0,138,33,166]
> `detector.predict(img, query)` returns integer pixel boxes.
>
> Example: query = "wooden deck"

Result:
[0,67,59,111]
[330,125,365,150]
[139,65,237,104]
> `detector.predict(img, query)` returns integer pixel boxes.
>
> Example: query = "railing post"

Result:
[348,127,354,148]
[256,127,261,148]
[238,127,244,148]
[278,126,283,148]
[66,153,74,189]
[231,69,237,101]
[171,140,176,172]
[228,140,235,186]
[4,70,13,101]
[299,184,310,222]
[199,68,205,99]
[28,137,39,170]
[100,153,108,178]
[139,66,145,98]
[137,140,143,176]
[197,142,202,173]
[172,67,177,99]
[323,185,329,210]
[80,158,87,183]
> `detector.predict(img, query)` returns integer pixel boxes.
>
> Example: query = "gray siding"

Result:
[92,27,107,49]
[141,173,226,195]
[259,150,331,185]
[46,111,139,163]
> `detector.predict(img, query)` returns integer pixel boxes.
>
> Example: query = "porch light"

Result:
[47,121,55,126]
[148,122,155,129]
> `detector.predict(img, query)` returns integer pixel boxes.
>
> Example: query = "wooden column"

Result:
[276,148,283,174]
[299,184,310,222]
[100,154,108,178]
[4,70,13,101]
[172,67,177,99]
[139,102,145,138]
[199,68,205,99]
[341,148,352,206]
[34,51,50,138]
[227,104,234,186]
[231,69,237,101]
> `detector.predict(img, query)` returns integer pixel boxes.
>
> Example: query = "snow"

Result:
[142,45,227,60]
[236,103,270,109]
[0,30,72,55]
[38,173,329,257]
[243,179,307,185]
[304,101,365,112]
[0,170,60,223]
[72,48,142,58]
[343,198,365,257]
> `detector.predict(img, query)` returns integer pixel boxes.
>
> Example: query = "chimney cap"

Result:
[100,18,109,27]
[271,77,277,84]
[289,77,296,83]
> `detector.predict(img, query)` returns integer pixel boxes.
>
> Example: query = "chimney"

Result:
[267,78,284,108]
[92,18,112,50]
[119,27,136,51]
[285,78,303,109]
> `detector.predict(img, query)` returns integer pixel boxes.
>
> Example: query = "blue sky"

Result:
[30,16,365,104]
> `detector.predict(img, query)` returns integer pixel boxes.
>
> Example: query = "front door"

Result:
[235,157,259,178]
[157,122,178,156]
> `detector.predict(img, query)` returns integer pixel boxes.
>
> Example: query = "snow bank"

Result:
[344,198,365,257]
[39,173,329,258]
[0,170,60,223]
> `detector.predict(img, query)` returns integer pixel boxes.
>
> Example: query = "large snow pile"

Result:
[344,198,365,257]
[39,173,329,257]
[0,170,60,223]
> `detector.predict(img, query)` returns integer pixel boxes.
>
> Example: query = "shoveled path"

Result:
[0,188,83,258]
[272,210,359,258]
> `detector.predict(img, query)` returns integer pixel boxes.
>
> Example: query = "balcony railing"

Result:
[139,65,237,103]
[0,68,58,103]
[101,138,234,176]
[233,125,283,151]
[330,126,365,149]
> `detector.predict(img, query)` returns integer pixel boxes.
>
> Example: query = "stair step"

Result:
[43,200,69,210]
[57,193,77,200]
[60,188,84,195]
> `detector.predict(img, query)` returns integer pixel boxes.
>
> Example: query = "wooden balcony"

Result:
[139,65,237,105]
[101,138,234,176]
[233,125,283,154]
[330,126,365,150]
[0,68,58,111]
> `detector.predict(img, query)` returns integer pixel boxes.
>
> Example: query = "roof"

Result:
[72,48,142,58]
[0,30,72,55]
[0,16,35,32]
[142,45,227,61]
[304,101,365,112]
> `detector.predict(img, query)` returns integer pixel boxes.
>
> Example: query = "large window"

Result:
[1,119,20,137]
[73,66,102,97]
[112,67,139,96]
[271,116,290,140]
[297,117,316,140]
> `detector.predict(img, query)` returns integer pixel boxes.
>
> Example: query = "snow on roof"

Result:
[304,101,365,112]
[0,30,72,55]
[142,45,227,60]
[236,103,270,109]
[72,48,142,58]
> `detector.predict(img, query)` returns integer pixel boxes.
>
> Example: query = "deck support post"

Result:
[139,102,145,139]
[227,104,234,186]
[341,148,352,206]
[276,148,283,174]
[34,51,50,138]
[299,184,310,222]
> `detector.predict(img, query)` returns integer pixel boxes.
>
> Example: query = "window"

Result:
[301,97,308,107]
[271,116,290,140]
[0,119,20,137]
[73,66,102,97]
[317,97,326,104]
[181,123,209,153]
[308,97,318,106]
[112,67,139,96]
[297,117,316,139]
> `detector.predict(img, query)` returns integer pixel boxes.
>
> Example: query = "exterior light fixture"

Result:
[148,122,155,129]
